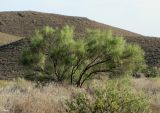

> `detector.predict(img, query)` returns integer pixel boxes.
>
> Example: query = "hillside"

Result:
[0,32,23,46]
[0,11,141,37]
[0,11,160,78]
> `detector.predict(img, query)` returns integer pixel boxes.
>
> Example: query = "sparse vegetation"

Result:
[0,77,159,113]
[132,78,160,112]
[0,79,72,113]
[21,26,145,87]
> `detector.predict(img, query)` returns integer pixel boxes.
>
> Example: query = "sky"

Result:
[0,0,160,37]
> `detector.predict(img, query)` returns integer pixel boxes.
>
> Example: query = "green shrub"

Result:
[66,79,152,113]
[66,93,92,113]
[21,26,145,87]
[143,66,160,77]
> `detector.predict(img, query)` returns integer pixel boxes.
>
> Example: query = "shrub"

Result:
[143,66,160,77]
[66,79,152,113]
[21,26,145,87]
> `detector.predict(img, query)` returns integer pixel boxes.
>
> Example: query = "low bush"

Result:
[143,66,160,77]
[66,78,152,113]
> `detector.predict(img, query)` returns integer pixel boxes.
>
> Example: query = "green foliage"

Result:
[143,66,160,77]
[66,93,92,113]
[21,26,145,86]
[66,79,152,113]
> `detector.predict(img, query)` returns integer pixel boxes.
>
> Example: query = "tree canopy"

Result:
[21,26,145,87]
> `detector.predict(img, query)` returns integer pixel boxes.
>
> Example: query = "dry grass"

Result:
[0,77,160,113]
[0,79,84,113]
[0,32,23,46]
[132,77,160,113]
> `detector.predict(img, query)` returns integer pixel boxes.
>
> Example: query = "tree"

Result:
[21,26,145,87]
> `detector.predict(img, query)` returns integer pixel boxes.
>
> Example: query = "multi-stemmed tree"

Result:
[21,26,145,87]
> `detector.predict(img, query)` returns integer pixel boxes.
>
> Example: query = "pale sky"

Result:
[0,0,160,37]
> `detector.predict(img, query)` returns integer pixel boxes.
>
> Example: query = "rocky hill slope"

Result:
[0,11,159,78]
[0,11,141,37]
[0,32,23,46]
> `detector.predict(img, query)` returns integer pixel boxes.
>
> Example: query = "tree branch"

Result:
[80,69,110,87]
[70,58,82,84]
[76,57,110,87]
